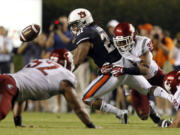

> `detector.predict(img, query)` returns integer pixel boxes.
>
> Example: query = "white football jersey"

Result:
[114,35,158,79]
[173,85,180,111]
[10,59,77,102]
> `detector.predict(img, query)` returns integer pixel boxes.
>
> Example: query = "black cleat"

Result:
[158,119,172,128]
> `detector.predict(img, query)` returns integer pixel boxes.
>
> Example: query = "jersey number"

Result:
[26,59,60,76]
[96,26,115,53]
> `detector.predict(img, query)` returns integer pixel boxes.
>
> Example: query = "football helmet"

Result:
[68,8,94,35]
[49,49,74,71]
[163,70,180,94]
[113,22,136,52]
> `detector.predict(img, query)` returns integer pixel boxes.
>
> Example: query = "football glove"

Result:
[111,65,124,77]
[101,62,112,74]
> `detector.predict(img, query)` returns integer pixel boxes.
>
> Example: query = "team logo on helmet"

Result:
[68,8,94,35]
[78,11,86,18]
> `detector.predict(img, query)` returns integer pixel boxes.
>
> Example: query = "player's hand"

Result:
[111,65,124,77]
[101,62,112,74]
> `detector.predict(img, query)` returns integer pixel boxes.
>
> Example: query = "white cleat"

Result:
[116,110,128,124]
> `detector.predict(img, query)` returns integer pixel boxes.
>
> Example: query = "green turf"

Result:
[0,112,180,135]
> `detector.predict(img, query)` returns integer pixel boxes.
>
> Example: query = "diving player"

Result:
[0,49,97,128]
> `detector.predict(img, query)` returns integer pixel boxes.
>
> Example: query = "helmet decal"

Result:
[68,8,94,35]
[78,11,86,18]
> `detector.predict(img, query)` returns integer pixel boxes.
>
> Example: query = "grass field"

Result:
[0,112,180,135]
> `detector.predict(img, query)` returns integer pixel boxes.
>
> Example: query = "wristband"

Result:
[123,67,140,75]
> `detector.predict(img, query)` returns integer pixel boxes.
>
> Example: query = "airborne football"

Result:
[20,24,40,42]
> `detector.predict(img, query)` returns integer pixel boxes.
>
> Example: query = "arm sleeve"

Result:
[123,66,141,75]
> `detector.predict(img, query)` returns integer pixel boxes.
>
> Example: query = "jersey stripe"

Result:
[82,75,110,101]
[82,75,104,99]
[76,37,90,45]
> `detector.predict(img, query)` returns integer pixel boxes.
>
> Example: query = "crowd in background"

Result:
[1,15,180,117]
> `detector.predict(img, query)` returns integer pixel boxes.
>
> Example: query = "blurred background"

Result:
[0,0,180,117]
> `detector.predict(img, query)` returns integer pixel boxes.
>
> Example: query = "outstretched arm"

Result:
[110,51,151,77]
[72,41,92,70]
[13,101,26,127]
[60,80,96,128]
[169,109,180,128]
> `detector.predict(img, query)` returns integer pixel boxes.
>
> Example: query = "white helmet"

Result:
[68,8,94,35]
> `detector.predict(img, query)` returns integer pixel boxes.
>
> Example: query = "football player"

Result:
[0,49,97,128]
[68,8,172,125]
[107,22,172,126]
[163,71,180,128]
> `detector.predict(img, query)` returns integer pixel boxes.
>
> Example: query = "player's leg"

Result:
[13,101,26,126]
[131,89,171,126]
[82,74,128,123]
[127,75,172,127]
[149,68,165,115]
[148,69,172,126]
[149,105,172,127]
[0,75,18,120]
[124,75,173,103]
[131,89,150,120]
[61,80,96,128]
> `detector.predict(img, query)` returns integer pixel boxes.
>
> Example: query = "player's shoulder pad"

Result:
[136,35,151,41]
[136,35,153,52]
[75,26,96,46]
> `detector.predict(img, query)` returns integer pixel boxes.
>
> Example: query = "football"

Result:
[20,24,40,42]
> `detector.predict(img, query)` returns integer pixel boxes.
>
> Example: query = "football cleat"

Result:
[116,109,128,124]
[158,119,172,128]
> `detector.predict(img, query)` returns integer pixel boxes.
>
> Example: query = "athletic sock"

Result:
[149,106,160,124]
[100,100,122,115]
